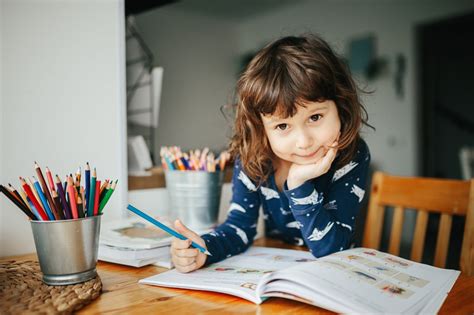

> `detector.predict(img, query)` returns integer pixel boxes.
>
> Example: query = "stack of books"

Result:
[99,218,173,268]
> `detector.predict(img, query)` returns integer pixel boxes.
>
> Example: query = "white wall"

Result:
[135,0,474,177]
[0,0,4,256]
[134,5,239,158]
[0,0,127,257]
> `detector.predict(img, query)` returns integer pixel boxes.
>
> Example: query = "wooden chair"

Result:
[362,171,474,276]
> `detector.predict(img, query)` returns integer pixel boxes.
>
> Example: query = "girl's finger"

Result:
[172,238,192,250]
[175,256,196,266]
[324,147,338,163]
[175,248,199,258]
[177,262,197,273]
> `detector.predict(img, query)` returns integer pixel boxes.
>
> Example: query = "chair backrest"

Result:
[362,171,474,275]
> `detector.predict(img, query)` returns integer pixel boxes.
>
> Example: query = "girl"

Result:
[171,34,372,273]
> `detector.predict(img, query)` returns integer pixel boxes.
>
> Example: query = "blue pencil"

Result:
[26,196,42,220]
[126,204,211,256]
[33,179,55,220]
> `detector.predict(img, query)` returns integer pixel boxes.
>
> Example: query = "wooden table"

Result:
[4,238,474,314]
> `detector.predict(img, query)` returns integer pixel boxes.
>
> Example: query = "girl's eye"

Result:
[276,123,288,131]
[310,114,322,122]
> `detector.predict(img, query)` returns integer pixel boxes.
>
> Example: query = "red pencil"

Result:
[46,167,56,192]
[93,180,101,216]
[20,177,48,220]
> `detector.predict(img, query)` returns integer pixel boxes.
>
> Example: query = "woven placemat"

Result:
[0,260,102,314]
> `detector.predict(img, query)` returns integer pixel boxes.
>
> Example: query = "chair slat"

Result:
[388,206,404,256]
[410,209,428,262]
[460,181,474,275]
[434,214,452,268]
[363,172,385,249]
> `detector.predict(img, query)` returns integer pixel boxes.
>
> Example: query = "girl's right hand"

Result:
[170,220,208,273]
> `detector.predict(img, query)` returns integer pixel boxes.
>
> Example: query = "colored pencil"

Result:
[93,180,100,216]
[17,187,32,211]
[77,194,84,218]
[51,190,64,220]
[99,180,116,213]
[20,177,48,220]
[75,167,81,194]
[99,180,108,196]
[6,183,28,208]
[85,162,90,213]
[67,175,78,219]
[0,184,37,220]
[88,168,96,217]
[45,167,55,192]
[26,196,43,220]
[99,180,109,201]
[127,204,211,256]
[27,177,41,207]
[80,186,86,217]
[55,174,72,219]
[35,162,60,220]
[32,176,55,220]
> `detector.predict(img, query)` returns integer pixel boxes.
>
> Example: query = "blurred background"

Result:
[1,0,473,266]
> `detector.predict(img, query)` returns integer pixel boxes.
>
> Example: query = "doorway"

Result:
[417,11,474,269]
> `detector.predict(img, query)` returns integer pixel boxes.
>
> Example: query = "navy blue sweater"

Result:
[202,139,370,264]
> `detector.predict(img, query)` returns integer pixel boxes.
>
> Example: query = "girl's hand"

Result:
[287,141,338,189]
[171,220,208,273]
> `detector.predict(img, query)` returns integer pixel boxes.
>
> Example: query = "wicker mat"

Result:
[0,260,102,314]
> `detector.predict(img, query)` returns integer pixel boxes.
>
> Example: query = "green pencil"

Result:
[99,180,117,213]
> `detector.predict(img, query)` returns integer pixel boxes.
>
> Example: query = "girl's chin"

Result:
[292,156,321,165]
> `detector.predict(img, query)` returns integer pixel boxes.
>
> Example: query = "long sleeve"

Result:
[201,160,261,265]
[283,141,371,257]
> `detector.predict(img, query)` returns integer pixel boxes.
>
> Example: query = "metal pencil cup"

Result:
[30,215,101,286]
[165,171,224,230]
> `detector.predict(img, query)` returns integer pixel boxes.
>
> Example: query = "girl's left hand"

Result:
[287,141,338,189]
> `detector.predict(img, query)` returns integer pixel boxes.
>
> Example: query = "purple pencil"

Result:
[55,174,72,219]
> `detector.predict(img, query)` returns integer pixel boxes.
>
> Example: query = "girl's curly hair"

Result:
[228,34,371,184]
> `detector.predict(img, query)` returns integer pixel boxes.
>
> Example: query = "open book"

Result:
[139,247,460,314]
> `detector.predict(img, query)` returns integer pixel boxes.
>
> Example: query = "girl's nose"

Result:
[296,130,313,150]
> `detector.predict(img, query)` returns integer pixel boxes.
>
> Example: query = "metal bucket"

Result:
[165,171,224,231]
[30,215,101,285]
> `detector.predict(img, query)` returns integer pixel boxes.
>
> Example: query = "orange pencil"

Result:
[67,175,78,219]
[100,180,108,195]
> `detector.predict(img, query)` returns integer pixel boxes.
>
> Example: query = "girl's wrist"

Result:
[287,176,305,190]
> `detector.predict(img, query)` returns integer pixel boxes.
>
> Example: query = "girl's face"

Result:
[261,100,341,168]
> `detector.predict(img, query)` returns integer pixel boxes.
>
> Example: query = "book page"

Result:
[139,246,315,304]
[258,247,460,313]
